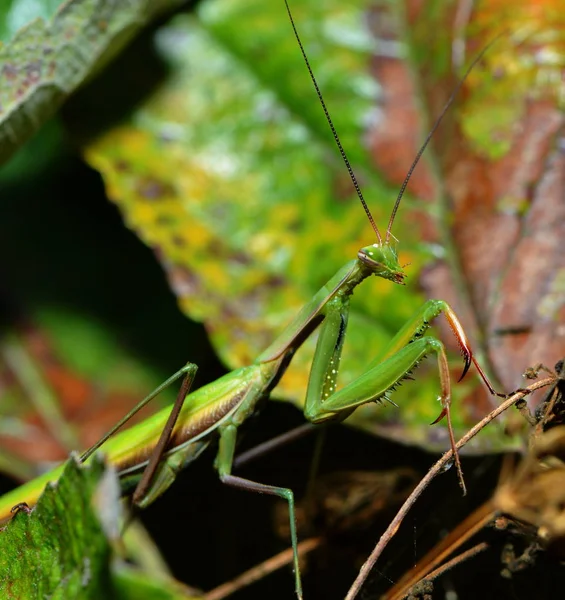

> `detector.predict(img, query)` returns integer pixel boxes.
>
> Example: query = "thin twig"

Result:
[383,501,495,600]
[345,378,554,600]
[204,537,322,600]
[233,424,316,469]
[422,541,489,583]
[387,543,489,600]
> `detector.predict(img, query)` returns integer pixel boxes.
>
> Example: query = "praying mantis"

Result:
[0,2,508,598]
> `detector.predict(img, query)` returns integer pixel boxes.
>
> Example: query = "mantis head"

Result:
[358,242,405,285]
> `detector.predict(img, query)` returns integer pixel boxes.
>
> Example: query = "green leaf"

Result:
[0,455,115,599]
[83,0,444,444]
[0,0,184,165]
[0,455,199,599]
[81,0,565,451]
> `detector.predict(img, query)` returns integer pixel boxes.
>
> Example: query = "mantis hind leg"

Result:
[80,362,199,464]
[79,362,200,510]
[217,423,303,600]
[131,367,198,506]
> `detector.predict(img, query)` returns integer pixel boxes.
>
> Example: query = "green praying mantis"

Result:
[0,2,507,598]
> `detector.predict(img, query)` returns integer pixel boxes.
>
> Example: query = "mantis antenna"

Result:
[385,36,502,242]
[283,0,382,245]
[284,0,498,245]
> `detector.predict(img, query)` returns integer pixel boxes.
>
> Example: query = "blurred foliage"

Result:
[0,4,225,475]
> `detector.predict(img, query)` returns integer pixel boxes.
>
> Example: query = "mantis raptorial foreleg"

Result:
[304,299,489,492]
[306,299,499,424]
